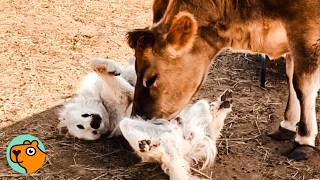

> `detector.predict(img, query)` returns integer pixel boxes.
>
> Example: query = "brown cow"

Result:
[128,0,320,160]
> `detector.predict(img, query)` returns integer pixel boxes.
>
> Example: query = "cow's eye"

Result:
[145,74,158,88]
[77,124,85,129]
[26,147,36,156]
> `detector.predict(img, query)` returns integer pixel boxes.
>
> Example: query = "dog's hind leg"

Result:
[120,57,137,86]
[209,90,233,142]
[91,58,134,105]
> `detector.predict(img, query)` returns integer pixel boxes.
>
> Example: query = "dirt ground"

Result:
[0,0,320,179]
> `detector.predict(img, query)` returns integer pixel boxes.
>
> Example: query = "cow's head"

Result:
[128,12,211,119]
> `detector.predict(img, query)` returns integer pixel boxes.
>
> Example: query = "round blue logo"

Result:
[6,134,46,174]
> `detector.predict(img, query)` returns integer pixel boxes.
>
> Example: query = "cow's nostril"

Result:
[13,150,21,156]
[90,114,102,129]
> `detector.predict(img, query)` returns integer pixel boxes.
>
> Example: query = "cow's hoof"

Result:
[267,126,296,141]
[287,143,320,160]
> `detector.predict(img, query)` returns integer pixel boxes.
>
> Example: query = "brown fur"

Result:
[153,0,169,23]
[167,12,198,56]
[128,0,320,146]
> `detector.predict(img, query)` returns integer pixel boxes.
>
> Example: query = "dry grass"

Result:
[0,0,153,128]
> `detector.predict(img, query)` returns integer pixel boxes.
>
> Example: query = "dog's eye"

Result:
[81,113,90,117]
[77,124,85,129]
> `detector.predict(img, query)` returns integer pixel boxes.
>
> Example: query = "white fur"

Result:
[294,65,320,146]
[119,92,232,179]
[281,54,300,132]
[120,56,136,86]
[58,58,135,140]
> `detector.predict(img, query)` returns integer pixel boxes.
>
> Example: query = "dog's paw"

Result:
[219,89,232,109]
[91,58,122,75]
[210,89,233,115]
[138,139,160,152]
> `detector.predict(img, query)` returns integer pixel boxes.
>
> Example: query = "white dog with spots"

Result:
[58,57,232,179]
[58,58,135,140]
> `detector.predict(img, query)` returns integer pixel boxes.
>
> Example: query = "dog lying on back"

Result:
[58,57,232,178]
[58,58,135,140]
[120,90,232,179]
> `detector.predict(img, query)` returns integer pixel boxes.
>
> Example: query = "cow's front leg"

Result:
[268,54,299,140]
[287,54,320,160]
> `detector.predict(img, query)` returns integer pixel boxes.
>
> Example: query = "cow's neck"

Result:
[164,0,289,61]
[198,19,289,60]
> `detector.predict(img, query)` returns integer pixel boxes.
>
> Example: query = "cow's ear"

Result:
[127,29,155,50]
[166,12,198,56]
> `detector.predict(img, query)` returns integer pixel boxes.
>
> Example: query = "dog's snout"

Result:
[90,114,102,129]
[13,150,21,156]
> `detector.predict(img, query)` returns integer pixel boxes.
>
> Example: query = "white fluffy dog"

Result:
[58,58,135,140]
[119,90,232,179]
[58,56,232,179]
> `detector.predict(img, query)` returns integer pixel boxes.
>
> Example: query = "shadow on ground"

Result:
[0,106,167,180]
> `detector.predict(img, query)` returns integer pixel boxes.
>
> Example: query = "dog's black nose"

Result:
[90,114,102,129]
[13,150,21,156]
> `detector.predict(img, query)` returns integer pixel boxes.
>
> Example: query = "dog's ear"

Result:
[57,120,67,128]
[57,108,68,133]
[57,107,68,122]
[57,120,68,135]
